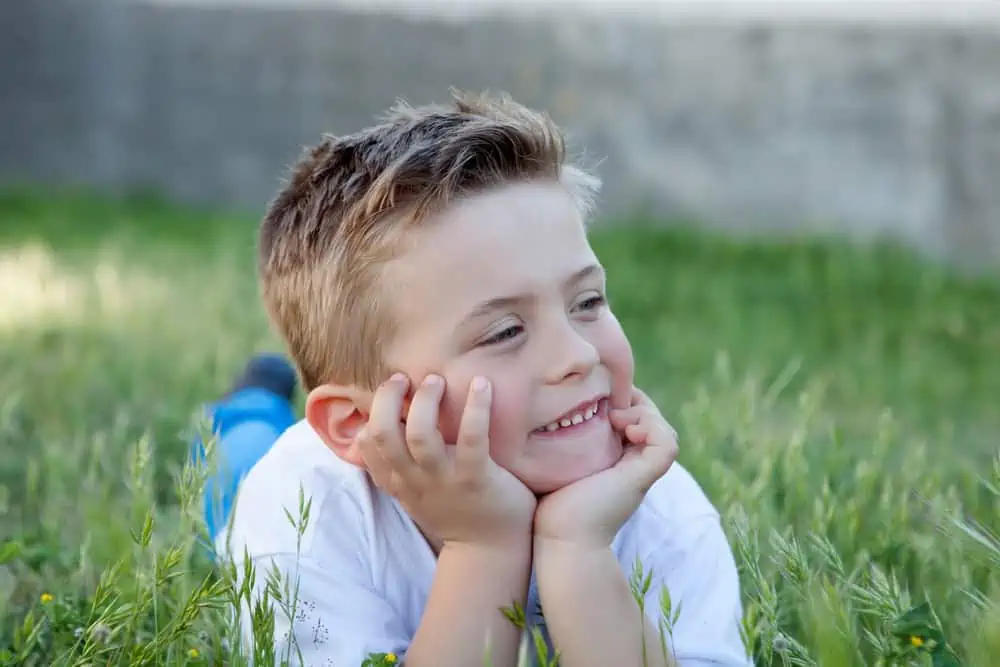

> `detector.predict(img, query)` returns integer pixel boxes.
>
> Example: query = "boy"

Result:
[200,90,750,666]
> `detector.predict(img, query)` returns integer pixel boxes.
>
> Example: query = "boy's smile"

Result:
[533,395,607,435]
[381,179,635,494]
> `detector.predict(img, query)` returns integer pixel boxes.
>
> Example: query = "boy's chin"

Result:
[529,472,600,497]
[516,431,625,495]
[526,456,623,496]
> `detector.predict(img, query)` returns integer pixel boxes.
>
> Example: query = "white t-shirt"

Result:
[217,419,751,667]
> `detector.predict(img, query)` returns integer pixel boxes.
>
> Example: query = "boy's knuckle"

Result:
[407,429,430,448]
[369,425,393,445]
[456,473,481,493]
[458,425,486,447]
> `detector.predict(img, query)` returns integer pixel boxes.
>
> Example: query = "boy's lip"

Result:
[533,394,608,432]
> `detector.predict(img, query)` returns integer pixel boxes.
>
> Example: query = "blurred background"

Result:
[3,0,1000,266]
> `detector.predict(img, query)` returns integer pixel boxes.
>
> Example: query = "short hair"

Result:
[258,89,602,392]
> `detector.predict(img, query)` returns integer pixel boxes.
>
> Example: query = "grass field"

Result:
[1,189,998,666]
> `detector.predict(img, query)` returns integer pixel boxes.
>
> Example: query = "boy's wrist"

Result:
[532,538,620,606]
[532,535,613,563]
[532,516,617,551]
[441,533,534,561]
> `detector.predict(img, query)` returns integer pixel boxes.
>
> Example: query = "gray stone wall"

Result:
[2,1,999,267]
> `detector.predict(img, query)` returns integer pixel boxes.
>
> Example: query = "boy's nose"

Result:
[545,328,599,384]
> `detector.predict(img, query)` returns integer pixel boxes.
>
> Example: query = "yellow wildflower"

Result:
[910,635,924,648]
[40,593,53,604]
[385,654,398,664]
[188,647,200,659]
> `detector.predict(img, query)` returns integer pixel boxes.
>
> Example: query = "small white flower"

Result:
[90,623,112,645]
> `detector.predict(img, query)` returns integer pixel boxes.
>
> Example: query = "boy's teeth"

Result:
[540,402,600,433]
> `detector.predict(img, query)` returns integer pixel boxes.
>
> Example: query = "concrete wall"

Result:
[2,1,999,267]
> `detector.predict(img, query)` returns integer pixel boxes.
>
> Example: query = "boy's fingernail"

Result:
[390,372,408,385]
[422,374,442,387]
[471,376,489,394]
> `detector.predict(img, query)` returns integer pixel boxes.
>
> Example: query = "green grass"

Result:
[1,189,998,666]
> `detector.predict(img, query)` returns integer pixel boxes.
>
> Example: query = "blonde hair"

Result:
[258,89,601,392]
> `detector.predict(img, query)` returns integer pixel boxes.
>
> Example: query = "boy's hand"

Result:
[358,373,537,548]
[533,386,678,547]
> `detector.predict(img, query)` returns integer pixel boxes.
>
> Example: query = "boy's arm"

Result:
[406,540,532,667]
[534,540,672,667]
[535,514,751,667]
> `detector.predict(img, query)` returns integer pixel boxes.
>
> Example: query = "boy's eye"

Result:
[577,294,607,311]
[482,325,523,346]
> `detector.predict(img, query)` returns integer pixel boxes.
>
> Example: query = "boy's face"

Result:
[382,180,635,494]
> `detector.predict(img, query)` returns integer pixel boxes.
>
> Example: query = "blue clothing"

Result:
[190,388,296,544]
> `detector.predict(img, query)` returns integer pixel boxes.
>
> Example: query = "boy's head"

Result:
[259,90,634,494]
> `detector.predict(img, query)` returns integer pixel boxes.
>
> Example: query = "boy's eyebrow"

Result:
[566,263,605,287]
[460,263,605,324]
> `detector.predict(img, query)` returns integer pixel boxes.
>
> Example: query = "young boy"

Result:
[198,90,750,666]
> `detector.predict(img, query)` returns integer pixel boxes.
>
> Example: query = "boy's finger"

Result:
[609,406,642,429]
[624,423,649,446]
[366,373,418,476]
[618,435,677,494]
[644,438,679,483]
[404,374,448,474]
[357,427,394,488]
[609,377,633,411]
[454,376,492,478]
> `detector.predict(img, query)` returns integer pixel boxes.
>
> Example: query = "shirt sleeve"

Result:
[238,550,411,667]
[638,513,753,667]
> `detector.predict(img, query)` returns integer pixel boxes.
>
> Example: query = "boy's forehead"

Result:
[449,183,588,254]
[384,183,598,317]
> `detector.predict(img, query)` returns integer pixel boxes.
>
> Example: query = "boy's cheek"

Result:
[603,328,636,409]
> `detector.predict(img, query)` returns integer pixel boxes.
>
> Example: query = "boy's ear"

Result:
[305,384,373,468]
